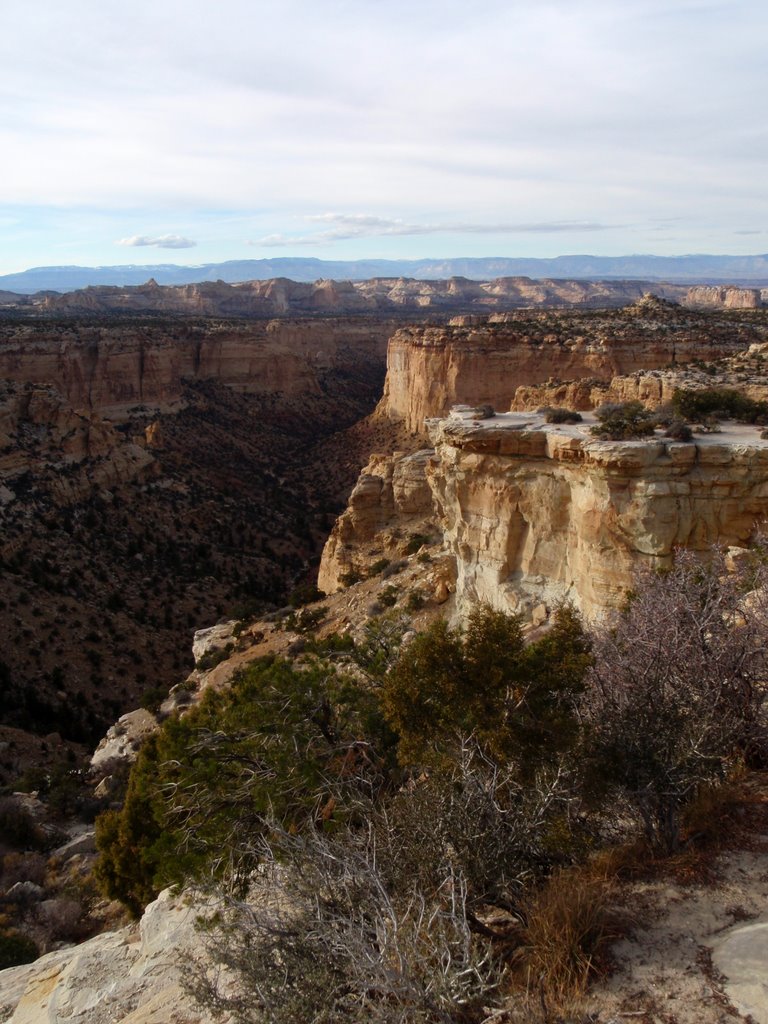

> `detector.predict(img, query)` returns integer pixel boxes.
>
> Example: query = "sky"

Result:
[1,0,767,274]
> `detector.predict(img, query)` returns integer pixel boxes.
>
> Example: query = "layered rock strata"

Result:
[377,306,764,434]
[426,408,768,622]
[318,449,434,594]
[5,275,763,317]
[0,318,393,416]
[0,382,155,505]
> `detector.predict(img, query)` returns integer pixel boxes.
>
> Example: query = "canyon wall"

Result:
[0,318,393,416]
[320,405,768,621]
[377,308,759,434]
[426,409,768,622]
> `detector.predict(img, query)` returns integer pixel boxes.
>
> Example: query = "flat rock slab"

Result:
[713,920,768,1023]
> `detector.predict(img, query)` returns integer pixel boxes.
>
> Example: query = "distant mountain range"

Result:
[3,254,768,294]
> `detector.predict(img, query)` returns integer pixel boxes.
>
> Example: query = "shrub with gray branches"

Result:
[580,547,768,852]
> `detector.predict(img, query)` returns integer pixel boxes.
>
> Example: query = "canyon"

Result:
[4,288,768,1022]
[0,315,399,782]
[0,296,766,779]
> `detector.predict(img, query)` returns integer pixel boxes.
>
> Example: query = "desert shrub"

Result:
[381,559,407,578]
[381,742,581,907]
[405,589,425,612]
[590,401,656,440]
[581,548,768,852]
[378,585,399,608]
[95,657,397,916]
[0,929,38,969]
[404,533,430,555]
[367,558,391,577]
[282,605,327,633]
[672,387,768,424]
[185,739,582,1024]
[287,582,323,607]
[339,567,363,587]
[541,407,583,424]
[187,824,503,1024]
[471,403,496,420]
[663,417,693,442]
[518,865,618,1007]
[1,851,46,888]
[140,686,167,714]
[0,798,43,851]
[195,643,233,672]
[382,604,592,774]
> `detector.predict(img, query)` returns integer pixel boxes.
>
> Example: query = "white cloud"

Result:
[250,215,616,247]
[117,234,197,249]
[2,0,768,267]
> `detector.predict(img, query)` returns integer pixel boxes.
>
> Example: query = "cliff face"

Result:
[0,318,393,416]
[317,449,435,594]
[426,408,768,622]
[0,382,155,505]
[12,275,691,316]
[376,310,759,434]
[685,286,762,309]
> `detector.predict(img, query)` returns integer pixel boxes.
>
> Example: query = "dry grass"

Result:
[512,864,625,1016]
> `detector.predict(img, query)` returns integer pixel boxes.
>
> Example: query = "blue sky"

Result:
[1,0,767,274]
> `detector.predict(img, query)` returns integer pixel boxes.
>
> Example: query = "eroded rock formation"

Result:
[0,889,211,1024]
[318,449,434,594]
[426,408,768,622]
[0,317,393,416]
[376,303,765,434]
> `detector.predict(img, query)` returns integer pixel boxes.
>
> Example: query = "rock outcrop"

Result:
[0,381,156,506]
[318,449,434,594]
[685,285,762,309]
[0,889,215,1024]
[426,407,768,622]
[376,305,764,434]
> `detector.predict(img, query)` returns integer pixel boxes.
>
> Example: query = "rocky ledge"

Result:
[427,407,768,621]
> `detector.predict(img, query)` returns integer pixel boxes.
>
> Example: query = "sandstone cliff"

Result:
[376,303,766,434]
[317,449,435,594]
[0,318,393,416]
[5,275,760,319]
[13,275,689,317]
[321,399,768,623]
[0,382,155,505]
[426,407,768,622]
[685,285,762,309]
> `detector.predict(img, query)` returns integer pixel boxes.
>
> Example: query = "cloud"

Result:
[116,234,197,249]
[249,214,615,247]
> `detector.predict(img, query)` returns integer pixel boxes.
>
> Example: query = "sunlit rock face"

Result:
[685,285,761,309]
[0,889,213,1024]
[376,316,750,435]
[426,408,768,622]
[318,449,434,594]
[0,318,392,417]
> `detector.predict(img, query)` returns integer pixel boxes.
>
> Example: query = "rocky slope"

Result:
[0,315,403,784]
[376,301,768,434]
